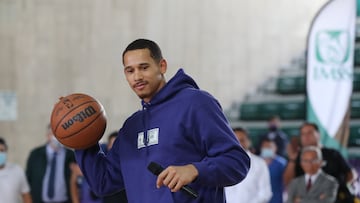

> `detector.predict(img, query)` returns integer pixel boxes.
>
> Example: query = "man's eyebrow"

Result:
[139,62,150,66]
[125,62,150,69]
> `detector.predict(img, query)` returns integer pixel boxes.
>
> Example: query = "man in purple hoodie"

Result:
[75,39,250,203]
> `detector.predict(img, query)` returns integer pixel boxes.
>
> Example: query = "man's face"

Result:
[0,144,5,153]
[234,131,250,150]
[123,49,167,103]
[300,150,322,175]
[300,125,319,147]
[268,118,280,129]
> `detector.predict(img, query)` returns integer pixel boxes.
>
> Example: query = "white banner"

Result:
[307,0,356,139]
[0,92,17,121]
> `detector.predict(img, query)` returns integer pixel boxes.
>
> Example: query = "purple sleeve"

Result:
[75,143,124,196]
[189,93,250,187]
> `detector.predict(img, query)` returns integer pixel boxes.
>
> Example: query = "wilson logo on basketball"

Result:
[62,106,97,130]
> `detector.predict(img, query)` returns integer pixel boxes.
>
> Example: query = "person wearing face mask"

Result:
[0,137,32,203]
[225,127,272,203]
[260,137,287,203]
[25,124,75,203]
[256,115,288,158]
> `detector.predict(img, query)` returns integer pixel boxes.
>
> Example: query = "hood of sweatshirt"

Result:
[141,68,199,107]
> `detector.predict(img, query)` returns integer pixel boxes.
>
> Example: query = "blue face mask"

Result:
[0,152,7,166]
[268,124,278,131]
[260,148,275,159]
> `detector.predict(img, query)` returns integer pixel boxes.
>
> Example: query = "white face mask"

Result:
[0,152,7,166]
[260,148,275,159]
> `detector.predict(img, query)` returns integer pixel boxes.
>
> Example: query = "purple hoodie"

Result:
[75,69,250,203]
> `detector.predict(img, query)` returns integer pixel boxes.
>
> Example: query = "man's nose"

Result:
[134,70,143,80]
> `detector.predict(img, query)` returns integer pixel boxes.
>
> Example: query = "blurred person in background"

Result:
[0,137,32,203]
[70,163,103,203]
[287,146,338,203]
[225,127,272,203]
[26,124,75,203]
[257,115,288,157]
[260,137,287,203]
[101,131,128,203]
[283,122,356,203]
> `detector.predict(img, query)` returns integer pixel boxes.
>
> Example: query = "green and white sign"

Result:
[307,0,356,150]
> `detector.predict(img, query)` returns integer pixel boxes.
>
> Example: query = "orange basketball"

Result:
[50,93,107,149]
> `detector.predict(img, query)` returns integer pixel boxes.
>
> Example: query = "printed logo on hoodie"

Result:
[137,128,159,149]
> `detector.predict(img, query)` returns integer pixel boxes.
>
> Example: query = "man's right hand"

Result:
[286,142,299,161]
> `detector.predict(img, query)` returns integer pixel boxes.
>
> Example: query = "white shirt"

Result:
[42,145,67,202]
[0,163,30,203]
[305,169,322,185]
[225,152,273,203]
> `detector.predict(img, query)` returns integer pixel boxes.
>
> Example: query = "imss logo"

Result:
[313,30,352,81]
[316,30,351,64]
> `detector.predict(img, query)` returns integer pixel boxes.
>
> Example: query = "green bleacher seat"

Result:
[349,125,360,147]
[355,47,360,66]
[276,76,306,95]
[247,128,267,147]
[282,127,300,137]
[351,97,360,118]
[240,100,306,121]
[348,152,360,159]
[353,72,360,92]
[276,72,360,93]
[247,128,267,137]
[239,103,261,120]
[259,102,281,120]
[279,100,306,120]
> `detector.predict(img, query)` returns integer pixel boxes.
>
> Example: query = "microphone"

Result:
[147,161,199,199]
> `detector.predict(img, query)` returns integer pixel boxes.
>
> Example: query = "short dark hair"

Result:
[260,137,275,144]
[269,115,280,121]
[232,127,249,137]
[0,137,8,150]
[122,39,163,64]
[300,122,319,132]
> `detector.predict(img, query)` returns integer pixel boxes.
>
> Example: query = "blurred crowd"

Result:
[0,126,127,203]
[1,117,360,203]
[226,116,360,203]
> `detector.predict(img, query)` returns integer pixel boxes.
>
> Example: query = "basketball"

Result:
[50,93,107,149]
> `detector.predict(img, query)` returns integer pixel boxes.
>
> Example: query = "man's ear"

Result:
[159,59,167,74]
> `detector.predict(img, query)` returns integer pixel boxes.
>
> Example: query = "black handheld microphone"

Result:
[147,161,199,199]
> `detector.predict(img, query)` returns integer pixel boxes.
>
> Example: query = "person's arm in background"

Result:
[299,178,339,203]
[347,170,355,183]
[70,163,81,203]
[256,159,273,203]
[22,193,32,203]
[283,143,300,186]
[18,162,32,203]
[286,179,300,203]
[318,179,339,203]
[25,151,33,190]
